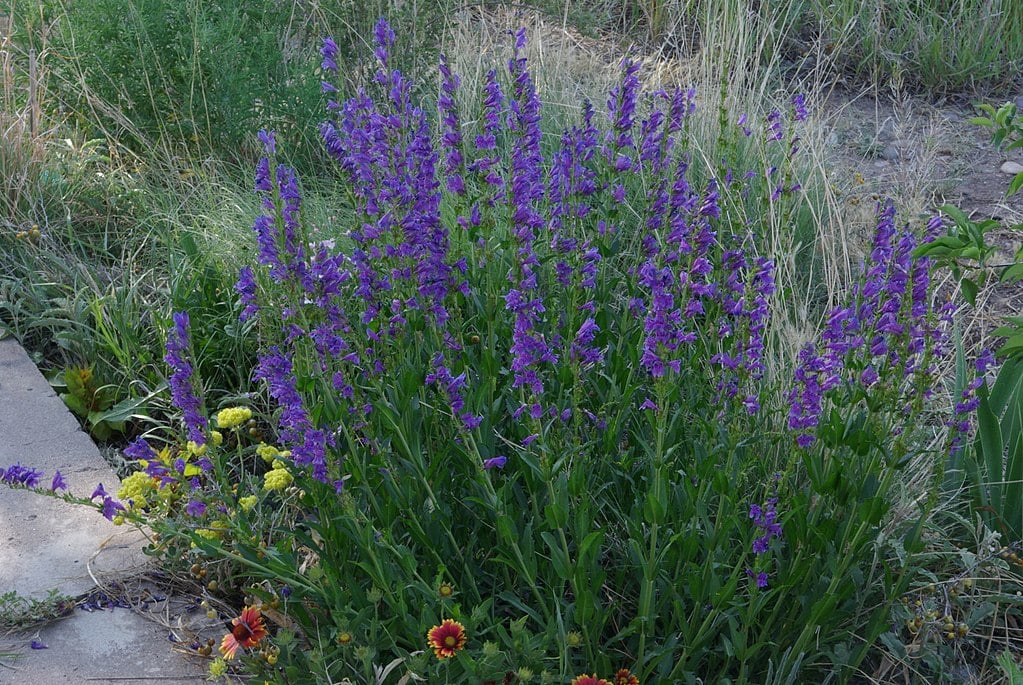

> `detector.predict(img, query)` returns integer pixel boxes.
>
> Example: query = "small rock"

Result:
[1001,160,1023,175]
[874,160,890,168]
[1015,95,1023,110]
[880,144,900,162]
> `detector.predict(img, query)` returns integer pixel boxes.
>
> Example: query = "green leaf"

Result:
[60,392,89,418]
[541,531,571,581]
[1009,171,1023,198]
[961,278,978,306]
[976,391,1004,524]
[1000,263,1023,283]
[89,383,166,425]
[997,334,1023,357]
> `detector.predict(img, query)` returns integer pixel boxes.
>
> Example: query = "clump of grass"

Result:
[801,0,1023,96]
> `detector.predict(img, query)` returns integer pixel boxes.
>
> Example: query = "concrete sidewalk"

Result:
[0,338,206,684]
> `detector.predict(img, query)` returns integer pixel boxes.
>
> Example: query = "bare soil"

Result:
[821,88,1023,337]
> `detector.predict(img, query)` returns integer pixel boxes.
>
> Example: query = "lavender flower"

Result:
[607,58,641,153]
[235,266,259,322]
[2,463,43,488]
[185,500,207,517]
[426,353,481,431]
[373,17,395,67]
[749,498,783,553]
[791,93,808,122]
[483,456,507,470]
[321,38,339,72]
[438,54,465,195]
[164,311,207,445]
[51,470,67,492]
[101,497,125,521]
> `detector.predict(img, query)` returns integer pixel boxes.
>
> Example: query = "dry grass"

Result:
[1,12,46,230]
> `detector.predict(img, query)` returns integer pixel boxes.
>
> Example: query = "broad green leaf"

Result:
[961,279,978,306]
[1000,263,1023,283]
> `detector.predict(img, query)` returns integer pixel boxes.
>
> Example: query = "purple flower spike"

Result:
[164,312,207,445]
[257,129,276,155]
[235,266,259,322]
[438,54,465,196]
[321,37,339,72]
[791,93,808,122]
[373,18,396,66]
[185,500,206,517]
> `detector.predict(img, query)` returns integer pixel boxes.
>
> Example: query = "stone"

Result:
[880,144,901,162]
[0,339,205,684]
[1001,160,1023,175]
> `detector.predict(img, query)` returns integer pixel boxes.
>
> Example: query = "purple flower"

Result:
[607,58,641,152]
[185,500,207,517]
[569,317,603,367]
[164,312,208,445]
[2,463,44,488]
[746,569,770,589]
[749,497,782,553]
[235,266,259,322]
[51,470,67,492]
[101,496,125,521]
[373,18,395,67]
[438,54,465,195]
[30,640,47,650]
[426,353,480,432]
[483,456,507,470]
[321,37,339,72]
[791,93,808,121]
[90,483,108,500]
[257,129,276,156]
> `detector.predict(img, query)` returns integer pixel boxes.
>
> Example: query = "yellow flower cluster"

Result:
[256,443,289,462]
[196,520,228,540]
[117,470,156,510]
[263,467,293,491]
[238,495,258,512]
[216,406,253,429]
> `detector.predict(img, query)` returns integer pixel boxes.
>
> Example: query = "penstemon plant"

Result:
[1,20,987,685]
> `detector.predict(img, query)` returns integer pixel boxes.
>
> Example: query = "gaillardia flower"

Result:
[219,606,268,660]
[572,675,612,685]
[614,669,640,685]
[427,618,466,659]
